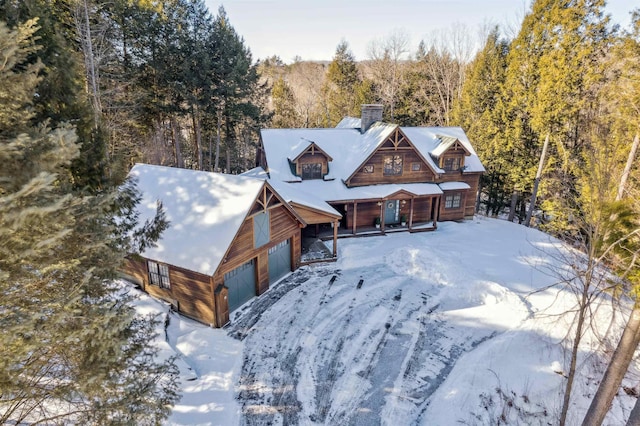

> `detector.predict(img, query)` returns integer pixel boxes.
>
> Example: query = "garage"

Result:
[268,239,291,283]
[224,259,256,312]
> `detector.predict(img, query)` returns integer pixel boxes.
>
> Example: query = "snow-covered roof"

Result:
[130,164,265,276]
[261,125,485,195]
[268,179,341,217]
[285,180,443,203]
[400,127,485,173]
[335,116,361,129]
[261,122,398,183]
[439,181,471,191]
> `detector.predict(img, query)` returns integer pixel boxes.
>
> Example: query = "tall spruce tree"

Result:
[452,27,509,215]
[0,18,178,424]
[319,41,362,126]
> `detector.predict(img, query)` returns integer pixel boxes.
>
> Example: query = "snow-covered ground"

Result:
[128,217,639,425]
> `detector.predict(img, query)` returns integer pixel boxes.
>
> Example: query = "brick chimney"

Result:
[360,104,383,133]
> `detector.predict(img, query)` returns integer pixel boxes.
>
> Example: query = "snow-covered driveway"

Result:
[153,217,636,425]
[228,218,564,425]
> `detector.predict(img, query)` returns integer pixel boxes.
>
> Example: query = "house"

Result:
[256,104,485,237]
[122,106,484,327]
[121,164,338,327]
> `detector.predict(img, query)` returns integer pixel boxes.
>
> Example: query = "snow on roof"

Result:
[335,116,361,129]
[241,166,270,179]
[400,126,485,173]
[439,181,471,191]
[288,180,442,202]
[261,122,397,183]
[268,180,341,217]
[130,164,265,276]
[261,125,485,191]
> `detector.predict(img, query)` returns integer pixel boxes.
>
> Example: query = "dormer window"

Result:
[443,157,461,171]
[302,163,322,179]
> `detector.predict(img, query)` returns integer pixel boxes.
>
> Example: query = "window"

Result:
[411,162,421,171]
[383,155,403,176]
[443,157,460,171]
[148,261,170,289]
[363,164,374,173]
[444,194,461,209]
[254,211,270,248]
[301,163,322,179]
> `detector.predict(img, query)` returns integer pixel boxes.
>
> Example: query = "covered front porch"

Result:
[323,190,441,237]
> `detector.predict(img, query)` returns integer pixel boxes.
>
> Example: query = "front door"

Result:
[384,200,399,224]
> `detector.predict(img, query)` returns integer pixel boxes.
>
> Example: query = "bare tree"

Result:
[365,29,410,121]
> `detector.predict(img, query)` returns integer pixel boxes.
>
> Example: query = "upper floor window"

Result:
[443,157,461,171]
[148,261,170,289]
[383,155,403,176]
[302,163,322,179]
[411,162,421,171]
[363,165,374,173]
[444,194,461,209]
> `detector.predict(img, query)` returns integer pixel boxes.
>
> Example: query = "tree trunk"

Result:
[560,282,591,426]
[582,306,640,426]
[170,116,184,168]
[77,0,101,127]
[507,190,518,222]
[191,107,203,170]
[617,133,639,201]
[582,134,640,426]
[525,133,550,227]
[214,107,222,172]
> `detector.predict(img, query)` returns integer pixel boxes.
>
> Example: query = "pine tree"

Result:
[0,19,178,424]
[319,41,362,126]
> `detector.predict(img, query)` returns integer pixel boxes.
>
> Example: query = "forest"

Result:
[0,0,639,424]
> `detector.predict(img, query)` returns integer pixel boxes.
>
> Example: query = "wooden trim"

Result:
[409,198,414,229]
[291,141,334,163]
[352,202,357,235]
[333,220,338,257]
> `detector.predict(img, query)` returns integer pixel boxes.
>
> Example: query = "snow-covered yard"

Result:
[129,217,638,425]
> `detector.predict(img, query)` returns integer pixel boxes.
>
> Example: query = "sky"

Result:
[204,0,636,63]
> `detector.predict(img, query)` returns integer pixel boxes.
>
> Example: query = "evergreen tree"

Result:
[319,41,362,126]
[451,27,509,215]
[0,19,178,424]
[271,76,300,128]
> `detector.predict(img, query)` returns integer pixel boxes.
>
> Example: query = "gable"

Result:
[345,127,439,187]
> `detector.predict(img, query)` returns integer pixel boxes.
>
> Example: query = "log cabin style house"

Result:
[122,105,484,327]
[256,104,485,237]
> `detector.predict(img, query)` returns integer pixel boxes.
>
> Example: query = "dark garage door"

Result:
[224,259,256,312]
[268,239,291,283]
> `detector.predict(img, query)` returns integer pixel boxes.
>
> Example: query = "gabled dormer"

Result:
[345,127,438,187]
[430,135,471,172]
[289,140,333,180]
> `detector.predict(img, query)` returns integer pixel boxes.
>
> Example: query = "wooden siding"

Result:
[348,148,436,187]
[290,203,340,225]
[439,191,468,221]
[412,197,433,223]
[121,257,216,325]
[215,204,301,298]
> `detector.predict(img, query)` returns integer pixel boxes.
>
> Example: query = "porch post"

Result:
[433,196,439,229]
[352,202,357,235]
[333,220,338,257]
[409,198,414,230]
[380,200,385,233]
